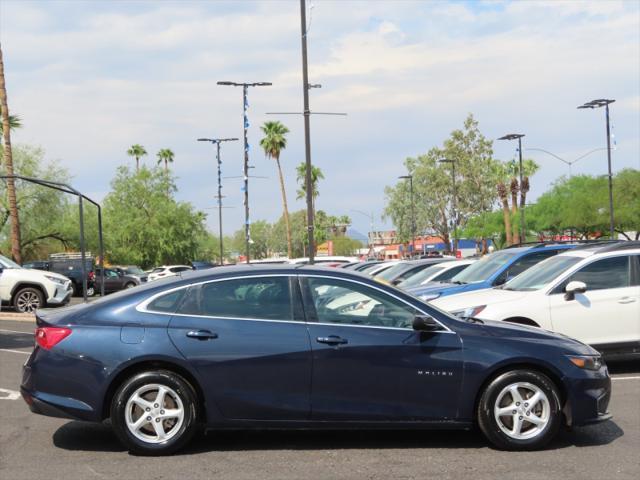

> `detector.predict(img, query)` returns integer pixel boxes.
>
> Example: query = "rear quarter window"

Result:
[146,289,187,313]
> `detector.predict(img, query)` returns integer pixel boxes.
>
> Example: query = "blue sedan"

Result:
[21,265,611,455]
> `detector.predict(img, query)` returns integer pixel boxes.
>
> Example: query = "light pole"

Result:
[498,133,526,242]
[197,137,239,265]
[398,174,415,257]
[526,147,607,177]
[351,209,375,247]
[438,158,458,256]
[578,98,616,239]
[217,81,272,263]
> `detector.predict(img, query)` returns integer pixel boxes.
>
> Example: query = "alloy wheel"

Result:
[493,381,551,440]
[124,384,185,444]
[16,291,41,313]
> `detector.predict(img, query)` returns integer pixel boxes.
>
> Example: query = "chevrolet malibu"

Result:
[21,265,611,455]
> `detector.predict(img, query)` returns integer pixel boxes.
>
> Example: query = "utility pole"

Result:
[198,137,239,265]
[300,0,314,264]
[217,81,271,262]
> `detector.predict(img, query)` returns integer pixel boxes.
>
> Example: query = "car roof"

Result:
[557,241,640,259]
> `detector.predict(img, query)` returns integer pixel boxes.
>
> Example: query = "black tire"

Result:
[477,369,562,451]
[13,287,45,313]
[110,370,199,455]
[124,282,136,289]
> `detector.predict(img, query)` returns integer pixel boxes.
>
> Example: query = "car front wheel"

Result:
[111,370,198,455]
[13,287,45,313]
[477,369,562,450]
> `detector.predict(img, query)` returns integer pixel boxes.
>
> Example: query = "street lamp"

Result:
[197,137,239,265]
[526,147,607,177]
[351,209,375,248]
[578,98,616,239]
[398,174,416,257]
[217,81,272,263]
[438,158,458,256]
[498,133,526,242]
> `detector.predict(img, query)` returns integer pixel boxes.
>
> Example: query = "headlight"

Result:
[420,292,441,302]
[568,355,603,371]
[44,275,66,286]
[452,305,487,319]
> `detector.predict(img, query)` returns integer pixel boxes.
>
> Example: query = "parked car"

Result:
[374,258,454,286]
[363,261,400,276]
[22,260,50,271]
[147,265,193,282]
[289,256,357,267]
[48,253,96,297]
[0,254,72,313]
[397,259,476,290]
[348,260,383,271]
[111,265,148,283]
[94,268,142,294]
[408,243,580,301]
[22,265,611,455]
[432,242,640,359]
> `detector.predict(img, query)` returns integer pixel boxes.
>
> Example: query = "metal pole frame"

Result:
[605,104,615,239]
[0,174,105,300]
[301,0,315,264]
[518,136,526,242]
[216,141,224,264]
[451,162,458,257]
[242,85,251,263]
[409,175,416,257]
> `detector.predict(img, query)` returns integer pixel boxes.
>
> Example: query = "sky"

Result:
[1,0,639,238]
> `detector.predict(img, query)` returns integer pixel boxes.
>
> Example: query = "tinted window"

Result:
[305,277,420,329]
[178,277,293,320]
[170,266,191,273]
[435,264,469,282]
[565,256,630,291]
[147,289,186,313]
[452,250,518,284]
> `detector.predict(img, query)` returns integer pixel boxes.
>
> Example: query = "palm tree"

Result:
[0,113,21,140]
[0,43,22,263]
[156,148,174,173]
[127,144,147,172]
[260,121,292,258]
[296,162,324,212]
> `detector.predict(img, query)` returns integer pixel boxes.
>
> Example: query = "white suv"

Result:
[0,254,73,313]
[432,242,640,359]
[147,265,193,282]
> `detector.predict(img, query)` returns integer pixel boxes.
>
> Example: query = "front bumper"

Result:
[563,366,612,427]
[46,281,73,306]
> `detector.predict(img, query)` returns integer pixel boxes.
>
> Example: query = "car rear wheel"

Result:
[111,370,198,455]
[13,287,45,313]
[124,282,136,289]
[477,369,562,450]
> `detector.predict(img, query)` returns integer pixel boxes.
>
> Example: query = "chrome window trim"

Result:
[136,273,455,334]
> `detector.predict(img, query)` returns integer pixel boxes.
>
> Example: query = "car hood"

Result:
[8,268,70,283]
[432,288,529,312]
[476,318,598,355]
[408,281,483,298]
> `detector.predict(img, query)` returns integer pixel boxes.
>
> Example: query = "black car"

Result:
[94,268,141,294]
[22,265,611,455]
[111,265,148,283]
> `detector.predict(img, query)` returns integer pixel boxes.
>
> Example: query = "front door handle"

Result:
[186,330,218,340]
[618,297,637,304]
[316,335,348,345]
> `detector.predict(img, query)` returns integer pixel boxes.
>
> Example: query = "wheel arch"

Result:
[472,360,567,424]
[101,359,207,422]
[10,282,48,303]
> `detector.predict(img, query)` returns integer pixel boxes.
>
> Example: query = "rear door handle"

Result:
[618,297,637,304]
[316,335,348,345]
[186,330,218,340]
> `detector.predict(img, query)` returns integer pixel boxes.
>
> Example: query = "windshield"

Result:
[125,266,145,275]
[376,262,410,281]
[451,250,517,284]
[398,265,445,288]
[0,254,21,269]
[504,255,582,291]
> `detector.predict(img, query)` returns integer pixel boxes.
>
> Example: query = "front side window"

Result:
[559,256,631,292]
[305,277,420,329]
[177,276,293,320]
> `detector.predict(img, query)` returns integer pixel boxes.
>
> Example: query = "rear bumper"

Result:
[20,386,96,421]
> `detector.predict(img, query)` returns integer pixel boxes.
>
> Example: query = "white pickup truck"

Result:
[0,254,73,313]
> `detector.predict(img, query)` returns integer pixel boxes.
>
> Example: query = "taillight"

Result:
[35,327,72,350]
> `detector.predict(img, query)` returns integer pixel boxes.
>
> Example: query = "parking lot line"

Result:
[0,349,31,355]
[611,376,640,381]
[0,388,20,400]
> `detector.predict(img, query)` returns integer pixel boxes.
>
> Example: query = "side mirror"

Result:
[564,281,587,301]
[412,315,442,332]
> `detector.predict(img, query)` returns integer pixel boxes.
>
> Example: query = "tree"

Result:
[260,121,292,258]
[0,43,22,263]
[156,148,174,173]
[0,113,21,139]
[103,165,208,267]
[296,162,324,212]
[127,144,147,173]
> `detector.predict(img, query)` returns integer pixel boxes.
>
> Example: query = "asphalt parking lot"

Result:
[1,319,638,480]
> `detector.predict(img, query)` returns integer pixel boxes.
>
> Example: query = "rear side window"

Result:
[146,289,187,313]
[177,277,293,320]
